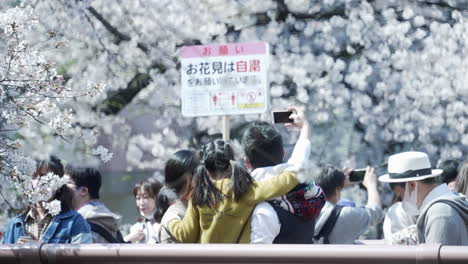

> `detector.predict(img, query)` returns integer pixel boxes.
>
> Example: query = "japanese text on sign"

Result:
[180,42,269,117]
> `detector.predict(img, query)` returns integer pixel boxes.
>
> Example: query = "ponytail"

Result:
[230,160,253,201]
[192,140,253,207]
[192,164,223,207]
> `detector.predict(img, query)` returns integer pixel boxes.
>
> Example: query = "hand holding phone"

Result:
[362,167,378,189]
[349,169,366,182]
[272,111,293,123]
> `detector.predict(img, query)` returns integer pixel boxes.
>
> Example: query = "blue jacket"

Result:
[2,209,92,244]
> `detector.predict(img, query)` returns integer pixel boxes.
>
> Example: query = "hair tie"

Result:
[229,160,236,170]
[230,160,236,176]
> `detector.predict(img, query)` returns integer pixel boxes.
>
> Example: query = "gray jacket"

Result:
[314,201,384,244]
[417,191,468,245]
[159,200,187,243]
[78,200,122,243]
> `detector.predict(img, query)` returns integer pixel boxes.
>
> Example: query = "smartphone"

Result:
[349,169,366,182]
[272,111,293,123]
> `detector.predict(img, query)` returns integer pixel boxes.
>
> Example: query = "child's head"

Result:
[158,150,199,214]
[315,164,345,204]
[192,139,253,207]
[132,177,163,221]
[242,121,284,169]
[164,150,198,196]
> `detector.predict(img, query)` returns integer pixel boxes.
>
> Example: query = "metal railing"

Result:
[0,243,467,264]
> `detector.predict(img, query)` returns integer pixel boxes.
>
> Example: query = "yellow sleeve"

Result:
[244,171,298,205]
[168,199,199,243]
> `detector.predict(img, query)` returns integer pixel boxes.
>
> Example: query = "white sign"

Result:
[180,42,269,117]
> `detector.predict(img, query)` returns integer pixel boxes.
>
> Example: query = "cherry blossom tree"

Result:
[1,1,467,227]
[20,0,467,172]
[0,4,108,226]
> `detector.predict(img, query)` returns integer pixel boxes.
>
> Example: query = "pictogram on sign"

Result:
[180,42,269,117]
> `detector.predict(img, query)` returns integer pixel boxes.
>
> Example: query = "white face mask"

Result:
[402,182,419,217]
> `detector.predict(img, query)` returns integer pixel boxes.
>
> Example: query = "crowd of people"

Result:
[2,108,467,245]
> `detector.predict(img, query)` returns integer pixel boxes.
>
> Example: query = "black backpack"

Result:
[88,222,126,243]
[314,205,343,244]
[270,203,316,244]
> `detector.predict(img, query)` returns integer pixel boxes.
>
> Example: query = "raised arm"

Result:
[286,107,311,167]
[362,167,382,207]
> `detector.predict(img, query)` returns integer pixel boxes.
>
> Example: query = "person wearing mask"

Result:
[379,152,468,245]
[383,182,417,245]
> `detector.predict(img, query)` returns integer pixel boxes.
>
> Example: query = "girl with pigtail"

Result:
[168,139,300,243]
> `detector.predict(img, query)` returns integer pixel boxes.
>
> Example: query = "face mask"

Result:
[402,182,419,217]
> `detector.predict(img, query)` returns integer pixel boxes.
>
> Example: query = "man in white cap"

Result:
[379,151,468,245]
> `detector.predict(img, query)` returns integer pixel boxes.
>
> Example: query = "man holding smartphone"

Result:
[243,107,325,244]
[313,166,384,244]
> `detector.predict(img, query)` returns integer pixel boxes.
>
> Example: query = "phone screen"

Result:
[273,111,293,123]
[349,169,366,182]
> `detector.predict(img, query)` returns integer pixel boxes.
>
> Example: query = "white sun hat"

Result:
[378,151,443,183]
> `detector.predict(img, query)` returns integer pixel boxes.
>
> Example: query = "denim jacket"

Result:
[2,209,92,244]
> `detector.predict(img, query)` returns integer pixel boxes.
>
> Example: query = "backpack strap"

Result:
[115,229,125,243]
[88,222,124,243]
[314,205,343,244]
[159,224,179,243]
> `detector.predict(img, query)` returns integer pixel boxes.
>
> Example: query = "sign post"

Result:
[180,42,269,140]
[222,116,230,141]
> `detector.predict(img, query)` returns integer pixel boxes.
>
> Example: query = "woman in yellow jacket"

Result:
[169,139,299,243]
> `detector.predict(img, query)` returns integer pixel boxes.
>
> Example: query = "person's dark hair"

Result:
[158,150,198,215]
[314,165,346,199]
[242,121,284,169]
[389,182,406,203]
[65,166,102,199]
[34,155,64,178]
[389,182,405,191]
[454,161,468,196]
[192,139,253,207]
[421,176,438,185]
[438,159,459,184]
[34,155,73,213]
[132,177,163,222]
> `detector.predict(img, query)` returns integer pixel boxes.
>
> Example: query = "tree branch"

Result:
[86,6,149,53]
